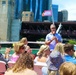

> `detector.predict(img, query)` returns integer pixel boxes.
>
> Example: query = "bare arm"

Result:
[4,48,11,60]
[45,40,53,45]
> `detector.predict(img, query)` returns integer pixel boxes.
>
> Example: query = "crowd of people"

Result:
[0,24,76,75]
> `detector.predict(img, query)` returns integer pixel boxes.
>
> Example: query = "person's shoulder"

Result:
[24,69,37,75]
[64,54,74,61]
[46,33,52,36]
[56,33,61,35]
[29,70,37,75]
[56,33,61,36]
[5,70,13,75]
[64,55,76,64]
[11,53,18,57]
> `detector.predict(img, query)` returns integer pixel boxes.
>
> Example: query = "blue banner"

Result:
[39,0,43,21]
[30,0,32,12]
[35,0,38,21]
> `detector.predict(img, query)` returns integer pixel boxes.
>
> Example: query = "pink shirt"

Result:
[10,55,19,62]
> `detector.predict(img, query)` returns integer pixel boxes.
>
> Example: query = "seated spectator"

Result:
[0,46,11,69]
[34,45,50,75]
[42,43,64,75]
[4,53,37,75]
[19,37,30,51]
[46,50,64,75]
[10,42,25,62]
[34,45,50,63]
[0,45,11,63]
[59,62,76,75]
[64,44,76,64]
[4,48,11,60]
[19,37,35,60]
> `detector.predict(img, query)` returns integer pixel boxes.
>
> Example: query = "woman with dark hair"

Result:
[5,53,37,75]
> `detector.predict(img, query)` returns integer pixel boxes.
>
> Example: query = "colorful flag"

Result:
[42,10,52,16]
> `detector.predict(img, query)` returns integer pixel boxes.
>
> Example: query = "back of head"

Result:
[64,44,74,53]
[11,53,33,73]
[54,43,64,54]
[37,45,50,56]
[59,62,76,75]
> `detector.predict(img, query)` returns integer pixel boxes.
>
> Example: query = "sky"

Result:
[52,0,76,21]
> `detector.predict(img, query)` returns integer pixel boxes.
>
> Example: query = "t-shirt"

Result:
[64,54,76,64]
[10,54,19,62]
[45,33,62,51]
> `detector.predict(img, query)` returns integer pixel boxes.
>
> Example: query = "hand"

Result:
[51,36,57,41]
[4,48,11,59]
[5,48,11,54]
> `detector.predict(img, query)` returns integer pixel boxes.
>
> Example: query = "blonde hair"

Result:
[54,43,64,54]
[48,70,57,75]
[59,62,76,75]
[20,37,27,44]
[37,45,50,57]
[8,53,34,73]
[13,42,24,54]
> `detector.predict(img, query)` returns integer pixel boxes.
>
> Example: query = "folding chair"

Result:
[0,61,6,75]
[34,62,47,75]
[8,61,15,68]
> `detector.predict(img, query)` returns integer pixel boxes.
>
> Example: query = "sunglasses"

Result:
[20,46,25,49]
[72,49,75,52]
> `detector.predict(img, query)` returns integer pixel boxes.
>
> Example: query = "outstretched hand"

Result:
[5,48,11,54]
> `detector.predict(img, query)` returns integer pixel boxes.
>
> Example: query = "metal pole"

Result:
[51,5,54,25]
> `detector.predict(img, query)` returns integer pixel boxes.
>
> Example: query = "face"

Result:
[19,46,25,53]
[44,49,51,55]
[50,25,56,34]
[69,49,75,56]
[24,40,28,45]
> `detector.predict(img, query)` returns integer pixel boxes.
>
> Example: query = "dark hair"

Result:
[64,44,74,53]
